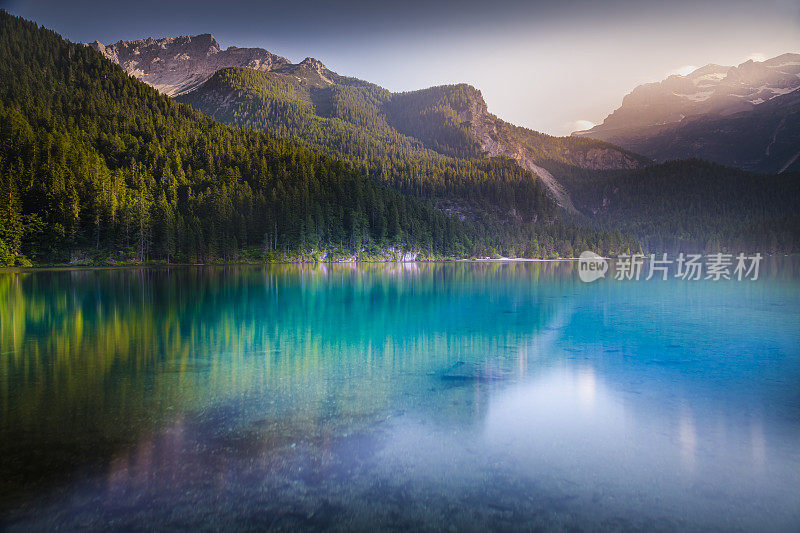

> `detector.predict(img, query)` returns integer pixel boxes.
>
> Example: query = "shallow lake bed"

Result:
[1,261,799,530]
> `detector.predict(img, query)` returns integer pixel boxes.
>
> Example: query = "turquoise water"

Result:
[1,261,799,531]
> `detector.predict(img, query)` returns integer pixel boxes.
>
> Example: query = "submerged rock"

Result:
[440,361,510,382]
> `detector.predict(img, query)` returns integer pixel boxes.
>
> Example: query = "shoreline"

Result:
[0,257,583,272]
[3,253,795,272]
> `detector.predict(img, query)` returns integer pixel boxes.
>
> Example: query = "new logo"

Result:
[578,251,608,282]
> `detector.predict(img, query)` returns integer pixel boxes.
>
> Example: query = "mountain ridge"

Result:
[90,34,294,95]
[177,67,647,212]
[93,31,647,209]
[573,53,800,172]
[1,11,798,265]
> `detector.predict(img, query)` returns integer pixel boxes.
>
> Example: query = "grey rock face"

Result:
[89,34,292,95]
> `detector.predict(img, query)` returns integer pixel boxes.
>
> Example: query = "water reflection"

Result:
[1,261,799,530]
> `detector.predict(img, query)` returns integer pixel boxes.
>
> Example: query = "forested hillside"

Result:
[3,11,793,265]
[550,159,800,252]
[176,68,645,211]
[177,68,552,217]
[0,12,640,265]
[177,63,800,254]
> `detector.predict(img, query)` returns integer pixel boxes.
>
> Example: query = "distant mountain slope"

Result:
[173,63,645,211]
[574,54,800,173]
[56,26,800,255]
[615,89,800,174]
[550,159,800,252]
[386,85,647,212]
[92,32,647,209]
[176,67,560,224]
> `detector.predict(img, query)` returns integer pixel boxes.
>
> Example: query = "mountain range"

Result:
[81,33,800,252]
[90,34,645,212]
[2,11,656,267]
[573,54,800,173]
[0,11,798,267]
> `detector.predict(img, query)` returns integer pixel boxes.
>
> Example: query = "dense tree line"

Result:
[386,85,485,159]
[0,11,640,265]
[179,70,646,216]
[178,69,557,221]
[548,159,800,252]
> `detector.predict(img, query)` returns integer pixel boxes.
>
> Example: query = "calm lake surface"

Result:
[1,261,799,531]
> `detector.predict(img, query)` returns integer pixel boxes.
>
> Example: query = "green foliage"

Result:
[178,71,556,221]
[549,159,800,252]
[176,66,648,258]
[386,84,484,159]
[0,11,639,263]
[0,238,13,266]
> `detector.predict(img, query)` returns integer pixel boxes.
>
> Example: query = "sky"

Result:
[3,0,800,135]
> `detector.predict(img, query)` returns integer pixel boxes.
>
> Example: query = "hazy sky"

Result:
[4,0,800,135]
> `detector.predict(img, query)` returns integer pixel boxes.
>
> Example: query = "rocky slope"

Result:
[617,88,800,173]
[89,34,370,96]
[452,89,645,212]
[574,53,800,172]
[96,32,647,209]
[179,69,647,211]
[89,34,292,95]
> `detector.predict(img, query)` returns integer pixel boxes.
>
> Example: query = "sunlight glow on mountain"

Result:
[671,65,699,76]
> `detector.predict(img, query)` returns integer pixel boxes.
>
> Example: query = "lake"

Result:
[1,261,799,531]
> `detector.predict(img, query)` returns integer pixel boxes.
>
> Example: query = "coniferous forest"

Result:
[547,159,800,253]
[0,11,798,266]
[176,59,800,257]
[0,12,643,266]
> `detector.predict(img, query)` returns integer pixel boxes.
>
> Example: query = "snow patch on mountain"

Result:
[574,53,800,138]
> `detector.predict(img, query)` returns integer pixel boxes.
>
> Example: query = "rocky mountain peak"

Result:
[685,64,729,82]
[573,52,800,139]
[298,57,333,84]
[189,33,220,53]
[89,33,290,96]
[570,52,800,173]
[266,56,336,86]
[299,57,326,69]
